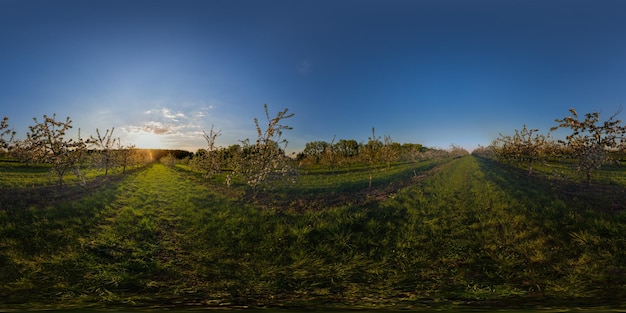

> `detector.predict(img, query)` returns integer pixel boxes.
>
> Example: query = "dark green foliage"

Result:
[149,149,193,161]
[297,137,429,167]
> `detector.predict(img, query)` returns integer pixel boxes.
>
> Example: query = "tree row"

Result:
[0,114,147,186]
[2,105,466,194]
[474,107,626,185]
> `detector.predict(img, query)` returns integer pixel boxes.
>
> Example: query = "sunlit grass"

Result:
[1,157,626,309]
[0,158,142,188]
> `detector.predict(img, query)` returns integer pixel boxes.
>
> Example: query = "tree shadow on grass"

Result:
[0,166,144,213]
[172,159,446,213]
[474,156,626,212]
[253,161,443,212]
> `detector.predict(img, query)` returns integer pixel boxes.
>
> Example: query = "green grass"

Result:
[506,157,626,187]
[0,158,59,187]
[296,159,442,193]
[0,158,139,188]
[1,157,626,310]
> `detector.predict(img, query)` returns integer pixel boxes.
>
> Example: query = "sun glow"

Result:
[132,131,163,149]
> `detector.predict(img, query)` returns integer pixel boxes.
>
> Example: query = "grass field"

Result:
[1,155,625,310]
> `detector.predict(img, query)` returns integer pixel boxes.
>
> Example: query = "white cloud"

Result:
[118,103,217,150]
[113,100,265,151]
[125,121,174,135]
[161,108,185,120]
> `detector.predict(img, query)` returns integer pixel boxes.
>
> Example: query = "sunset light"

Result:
[2,1,626,309]
[131,131,164,150]
[2,1,625,152]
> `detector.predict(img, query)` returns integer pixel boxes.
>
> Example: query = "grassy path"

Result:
[75,163,226,304]
[380,155,555,299]
[385,155,626,303]
[0,163,233,306]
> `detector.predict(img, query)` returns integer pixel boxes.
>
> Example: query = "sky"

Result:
[2,0,626,153]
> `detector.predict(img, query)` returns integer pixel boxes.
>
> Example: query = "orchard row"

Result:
[0,105,466,193]
[475,107,626,185]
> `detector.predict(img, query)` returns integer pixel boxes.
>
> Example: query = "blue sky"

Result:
[2,0,626,152]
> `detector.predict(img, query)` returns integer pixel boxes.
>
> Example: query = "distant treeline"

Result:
[149,149,193,160]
